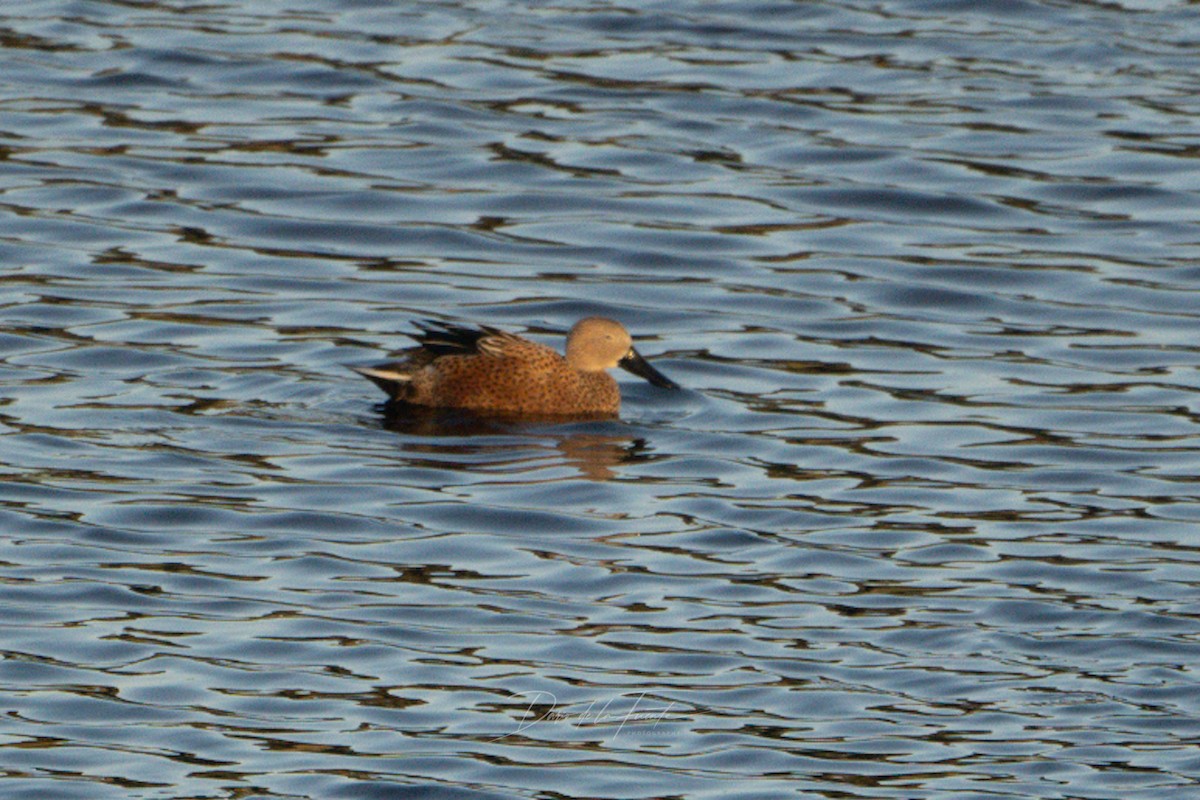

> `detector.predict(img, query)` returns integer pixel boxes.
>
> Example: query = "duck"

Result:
[352,317,678,415]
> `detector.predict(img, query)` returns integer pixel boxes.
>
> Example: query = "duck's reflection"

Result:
[376,403,653,481]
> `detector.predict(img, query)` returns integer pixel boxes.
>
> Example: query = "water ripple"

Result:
[2,1,1200,798]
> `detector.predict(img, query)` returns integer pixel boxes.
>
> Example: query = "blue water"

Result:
[3,1,1200,798]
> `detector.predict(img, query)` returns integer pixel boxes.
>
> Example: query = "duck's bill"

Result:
[619,348,680,390]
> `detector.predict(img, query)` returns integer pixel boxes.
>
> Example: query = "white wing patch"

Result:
[477,330,520,357]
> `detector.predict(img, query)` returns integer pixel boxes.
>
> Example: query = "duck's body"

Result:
[352,317,677,416]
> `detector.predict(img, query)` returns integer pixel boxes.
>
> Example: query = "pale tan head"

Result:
[565,317,678,388]
[565,317,633,371]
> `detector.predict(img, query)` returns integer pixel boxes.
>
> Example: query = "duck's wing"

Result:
[352,322,529,400]
[410,320,521,358]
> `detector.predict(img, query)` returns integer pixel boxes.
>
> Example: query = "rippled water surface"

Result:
[3,1,1200,798]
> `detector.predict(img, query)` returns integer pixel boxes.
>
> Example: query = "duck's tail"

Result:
[349,363,412,400]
